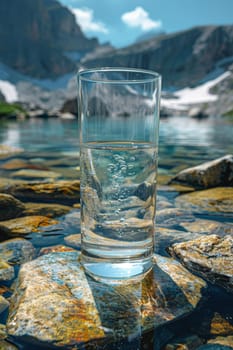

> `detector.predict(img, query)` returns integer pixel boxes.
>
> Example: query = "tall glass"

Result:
[77,68,161,282]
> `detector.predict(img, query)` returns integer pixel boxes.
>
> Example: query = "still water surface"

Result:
[0,115,233,350]
[0,115,233,169]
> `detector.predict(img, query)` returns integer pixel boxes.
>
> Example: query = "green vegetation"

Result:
[0,102,26,117]
[223,109,233,118]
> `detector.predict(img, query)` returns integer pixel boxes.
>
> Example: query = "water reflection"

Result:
[0,116,232,158]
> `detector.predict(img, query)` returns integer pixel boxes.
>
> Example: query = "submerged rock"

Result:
[0,296,9,313]
[0,259,14,281]
[170,155,233,189]
[0,180,80,205]
[0,145,23,160]
[64,234,81,249]
[169,234,233,293]
[6,252,206,348]
[0,194,25,221]
[0,216,58,236]
[175,187,233,213]
[180,219,233,236]
[0,238,35,265]
[10,169,61,180]
[23,202,71,217]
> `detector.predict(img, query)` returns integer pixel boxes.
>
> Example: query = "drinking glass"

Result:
[77,67,161,282]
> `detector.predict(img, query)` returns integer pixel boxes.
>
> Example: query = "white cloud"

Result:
[121,6,162,31]
[71,7,108,34]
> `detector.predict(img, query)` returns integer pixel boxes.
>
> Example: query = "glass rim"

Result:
[77,67,161,84]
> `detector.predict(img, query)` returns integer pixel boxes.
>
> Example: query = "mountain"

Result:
[0,0,98,78]
[135,30,166,44]
[82,25,233,90]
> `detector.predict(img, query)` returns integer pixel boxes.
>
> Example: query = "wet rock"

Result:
[175,187,233,213]
[156,195,174,210]
[169,235,233,293]
[210,312,233,336]
[196,344,233,350]
[156,208,195,228]
[0,323,7,339]
[0,194,25,221]
[0,259,14,281]
[164,334,203,350]
[134,181,153,201]
[0,180,80,205]
[23,202,71,217]
[0,296,9,313]
[0,238,35,265]
[39,245,75,256]
[7,252,206,348]
[155,227,201,254]
[64,234,81,249]
[1,159,30,170]
[208,336,233,347]
[0,340,18,349]
[170,155,233,189]
[180,219,233,237]
[11,169,61,180]
[0,216,58,236]
[0,145,23,160]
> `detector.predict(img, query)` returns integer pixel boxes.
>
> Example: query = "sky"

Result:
[60,0,233,47]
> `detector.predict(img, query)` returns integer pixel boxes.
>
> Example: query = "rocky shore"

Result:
[0,145,232,349]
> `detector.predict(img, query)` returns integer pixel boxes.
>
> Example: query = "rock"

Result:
[156,208,195,227]
[0,238,35,264]
[39,245,75,256]
[11,169,61,180]
[88,96,109,117]
[210,312,233,336]
[189,107,209,119]
[0,259,14,281]
[1,158,50,171]
[64,234,81,249]
[155,227,201,255]
[180,219,233,236]
[60,98,77,115]
[208,336,233,347]
[180,219,233,237]
[169,234,233,293]
[0,194,25,221]
[6,252,206,348]
[23,202,71,218]
[175,187,233,213]
[1,159,30,170]
[0,216,58,236]
[0,296,9,313]
[0,180,80,205]
[169,155,233,189]
[59,112,76,120]
[0,324,7,339]
[134,182,153,201]
[0,340,18,349]
[196,344,233,350]
[0,145,23,160]
[164,334,203,350]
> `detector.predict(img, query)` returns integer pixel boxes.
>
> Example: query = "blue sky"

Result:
[60,0,233,47]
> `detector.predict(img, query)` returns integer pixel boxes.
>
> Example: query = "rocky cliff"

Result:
[0,0,98,78]
[82,25,233,89]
